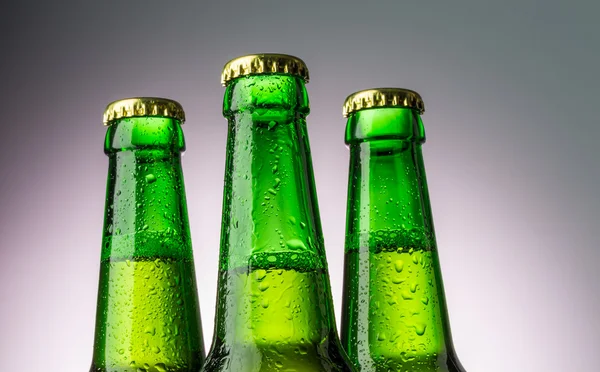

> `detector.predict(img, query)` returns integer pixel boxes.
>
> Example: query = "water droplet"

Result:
[272,165,278,173]
[267,256,277,263]
[401,291,413,300]
[144,327,156,335]
[392,277,403,284]
[268,188,277,195]
[394,260,404,272]
[410,283,418,293]
[300,222,306,229]
[152,346,161,354]
[261,299,269,308]
[155,363,167,372]
[415,323,427,336]
[421,297,429,305]
[258,282,270,291]
[255,269,267,280]
[145,174,156,183]
[118,348,125,354]
[400,351,411,362]
[377,332,387,341]
[286,239,307,250]
[268,120,277,129]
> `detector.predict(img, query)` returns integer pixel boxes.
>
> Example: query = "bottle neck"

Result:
[220,74,323,271]
[345,108,435,251]
[212,75,337,349]
[342,108,462,370]
[93,117,204,371]
[102,117,192,261]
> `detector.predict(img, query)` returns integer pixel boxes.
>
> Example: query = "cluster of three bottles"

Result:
[90,54,465,372]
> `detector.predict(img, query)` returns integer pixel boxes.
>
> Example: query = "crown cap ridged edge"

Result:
[221,54,309,86]
[103,97,185,126]
[342,88,425,117]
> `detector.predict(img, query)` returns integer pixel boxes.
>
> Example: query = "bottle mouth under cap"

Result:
[221,54,310,86]
[103,97,185,126]
[342,88,425,118]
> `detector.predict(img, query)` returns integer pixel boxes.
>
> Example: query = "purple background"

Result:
[1,1,598,371]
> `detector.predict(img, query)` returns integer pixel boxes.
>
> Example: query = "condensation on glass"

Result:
[90,97,205,372]
[202,54,354,372]
[341,88,466,372]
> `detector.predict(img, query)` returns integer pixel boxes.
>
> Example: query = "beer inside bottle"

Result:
[202,54,354,372]
[340,89,465,371]
[91,98,205,372]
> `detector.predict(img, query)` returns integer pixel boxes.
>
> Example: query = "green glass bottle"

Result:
[340,89,465,371]
[91,98,205,372]
[202,54,354,372]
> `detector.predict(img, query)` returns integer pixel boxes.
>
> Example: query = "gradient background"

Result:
[1,1,598,371]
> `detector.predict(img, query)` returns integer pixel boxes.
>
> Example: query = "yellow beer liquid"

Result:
[347,248,450,370]
[91,257,203,372]
[208,252,346,371]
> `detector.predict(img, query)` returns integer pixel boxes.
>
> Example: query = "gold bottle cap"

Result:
[103,97,186,126]
[342,88,425,117]
[221,54,310,86]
